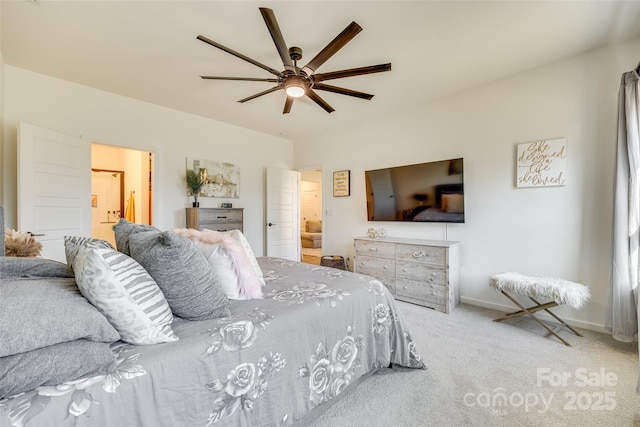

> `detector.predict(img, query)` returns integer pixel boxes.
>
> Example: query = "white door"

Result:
[301,180,321,226]
[266,167,300,260]
[18,122,91,262]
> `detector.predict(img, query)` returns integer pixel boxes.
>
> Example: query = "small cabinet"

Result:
[185,208,243,232]
[354,236,460,313]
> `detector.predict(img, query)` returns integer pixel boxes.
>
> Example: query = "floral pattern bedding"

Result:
[0,257,425,427]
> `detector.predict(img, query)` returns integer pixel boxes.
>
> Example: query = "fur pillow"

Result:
[4,229,42,257]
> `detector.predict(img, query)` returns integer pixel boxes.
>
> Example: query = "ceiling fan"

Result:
[197,7,391,114]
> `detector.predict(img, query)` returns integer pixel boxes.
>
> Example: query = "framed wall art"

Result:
[333,170,350,197]
[516,138,567,188]
[186,158,240,198]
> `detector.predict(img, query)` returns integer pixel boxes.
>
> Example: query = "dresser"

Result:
[185,208,243,232]
[354,237,460,313]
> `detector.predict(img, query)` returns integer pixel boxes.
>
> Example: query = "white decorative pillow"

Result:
[197,243,241,299]
[175,228,263,299]
[72,246,178,345]
[64,235,114,270]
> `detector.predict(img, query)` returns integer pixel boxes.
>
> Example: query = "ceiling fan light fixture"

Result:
[284,77,306,98]
[285,85,305,98]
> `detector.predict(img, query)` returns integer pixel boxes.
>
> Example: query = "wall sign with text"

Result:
[516,138,567,188]
[333,170,350,197]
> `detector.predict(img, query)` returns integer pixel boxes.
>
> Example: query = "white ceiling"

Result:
[3,1,640,141]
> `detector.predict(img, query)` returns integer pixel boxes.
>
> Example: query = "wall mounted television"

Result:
[365,158,464,223]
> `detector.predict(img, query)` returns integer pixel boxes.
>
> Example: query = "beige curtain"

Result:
[607,66,640,394]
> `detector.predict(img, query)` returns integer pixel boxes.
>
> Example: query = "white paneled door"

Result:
[266,167,300,261]
[18,122,91,262]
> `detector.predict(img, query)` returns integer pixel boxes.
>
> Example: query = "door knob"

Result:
[268,222,276,226]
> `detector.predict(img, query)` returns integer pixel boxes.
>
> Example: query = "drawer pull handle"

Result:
[403,286,408,290]
[217,216,227,219]
[403,268,407,272]
[383,266,387,269]
[412,251,426,258]
[369,248,379,251]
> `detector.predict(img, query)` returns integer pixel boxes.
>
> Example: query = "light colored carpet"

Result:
[299,302,640,426]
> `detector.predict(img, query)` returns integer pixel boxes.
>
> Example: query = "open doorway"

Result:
[300,168,323,265]
[91,143,153,247]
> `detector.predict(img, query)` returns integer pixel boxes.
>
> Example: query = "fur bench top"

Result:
[490,272,590,309]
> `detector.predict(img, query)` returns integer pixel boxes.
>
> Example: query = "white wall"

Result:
[294,38,640,331]
[2,66,293,255]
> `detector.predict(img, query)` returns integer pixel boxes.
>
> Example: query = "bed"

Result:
[0,220,424,426]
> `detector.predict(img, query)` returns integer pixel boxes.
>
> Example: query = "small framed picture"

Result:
[333,170,350,197]
[221,203,233,208]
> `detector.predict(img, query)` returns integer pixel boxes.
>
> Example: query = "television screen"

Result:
[365,158,464,223]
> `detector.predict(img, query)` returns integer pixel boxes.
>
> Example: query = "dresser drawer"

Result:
[395,278,447,306]
[396,260,447,286]
[198,209,243,224]
[355,255,396,293]
[354,239,395,260]
[395,244,446,266]
[202,222,243,233]
[186,208,243,232]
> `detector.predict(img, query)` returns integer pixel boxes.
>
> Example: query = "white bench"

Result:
[489,272,590,346]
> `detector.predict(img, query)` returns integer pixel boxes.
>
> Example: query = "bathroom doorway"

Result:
[91,143,153,247]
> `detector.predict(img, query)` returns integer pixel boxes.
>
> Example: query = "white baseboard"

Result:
[460,296,607,334]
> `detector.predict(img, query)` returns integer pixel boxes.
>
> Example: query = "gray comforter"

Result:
[0,257,424,426]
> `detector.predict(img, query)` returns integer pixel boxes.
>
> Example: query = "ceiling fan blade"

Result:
[238,86,282,103]
[306,89,335,113]
[301,21,362,76]
[197,35,282,77]
[313,63,392,82]
[283,96,294,114]
[313,83,374,100]
[200,76,279,82]
[259,8,294,69]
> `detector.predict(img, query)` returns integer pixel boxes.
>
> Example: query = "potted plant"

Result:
[186,169,206,207]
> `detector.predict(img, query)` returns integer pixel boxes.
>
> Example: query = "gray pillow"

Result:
[0,257,73,279]
[0,339,117,399]
[113,218,159,256]
[0,277,120,357]
[128,230,230,320]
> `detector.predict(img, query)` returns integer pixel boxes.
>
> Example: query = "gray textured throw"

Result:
[0,257,73,279]
[0,339,116,399]
[0,277,120,357]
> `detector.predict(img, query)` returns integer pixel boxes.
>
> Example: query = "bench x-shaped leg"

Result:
[493,290,572,346]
